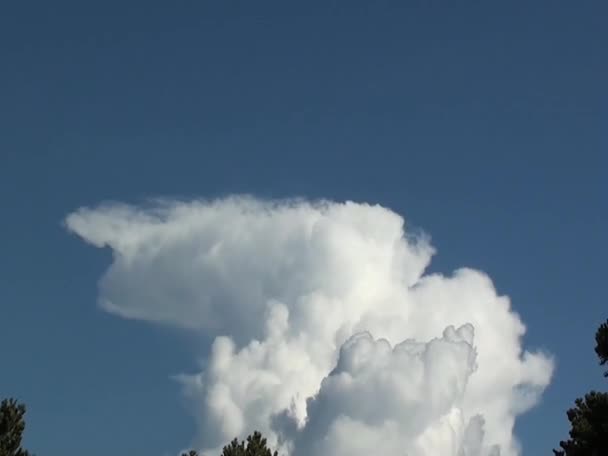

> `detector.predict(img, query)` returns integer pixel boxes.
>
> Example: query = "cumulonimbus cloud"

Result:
[65,196,553,456]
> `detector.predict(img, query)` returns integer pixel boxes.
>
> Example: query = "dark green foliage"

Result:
[181,431,278,456]
[221,431,278,456]
[552,392,608,456]
[553,319,608,455]
[0,399,31,456]
[595,319,608,377]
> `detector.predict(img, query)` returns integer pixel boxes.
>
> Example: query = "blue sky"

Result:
[1,2,606,455]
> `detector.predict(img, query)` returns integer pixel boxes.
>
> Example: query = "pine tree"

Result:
[553,319,608,455]
[182,431,278,456]
[0,398,32,456]
[595,319,608,377]
[181,451,199,456]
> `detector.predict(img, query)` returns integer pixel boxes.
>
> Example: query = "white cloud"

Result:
[65,196,553,456]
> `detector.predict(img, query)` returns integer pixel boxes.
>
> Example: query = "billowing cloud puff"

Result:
[65,196,553,456]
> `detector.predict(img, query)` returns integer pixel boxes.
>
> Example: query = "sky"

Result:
[1,2,606,456]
